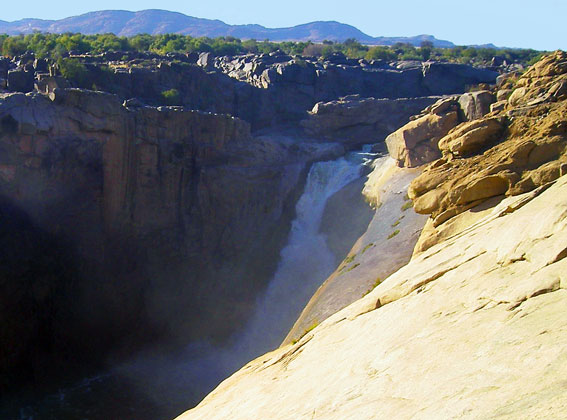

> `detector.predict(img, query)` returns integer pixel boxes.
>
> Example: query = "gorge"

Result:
[1,42,565,420]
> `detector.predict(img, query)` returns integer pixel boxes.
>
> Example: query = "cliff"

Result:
[0,88,341,391]
[177,52,567,419]
[0,48,502,414]
[2,51,497,130]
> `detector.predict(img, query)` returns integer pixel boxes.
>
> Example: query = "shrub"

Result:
[363,277,382,296]
[401,200,413,211]
[161,88,182,106]
[387,230,400,239]
[57,58,89,87]
[291,320,319,344]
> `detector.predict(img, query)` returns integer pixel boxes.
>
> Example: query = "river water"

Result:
[3,148,379,420]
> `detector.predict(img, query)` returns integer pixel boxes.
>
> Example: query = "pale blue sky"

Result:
[2,1,565,50]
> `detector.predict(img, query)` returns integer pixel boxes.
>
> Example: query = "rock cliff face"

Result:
[300,95,441,146]
[0,88,341,390]
[2,51,498,130]
[0,49,501,409]
[178,52,567,420]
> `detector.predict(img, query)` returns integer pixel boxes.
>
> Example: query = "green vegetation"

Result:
[387,229,400,239]
[339,254,360,274]
[291,320,319,344]
[161,88,182,105]
[342,255,355,265]
[344,263,360,273]
[57,57,89,87]
[0,33,544,67]
[363,277,383,296]
[401,200,414,211]
[361,243,374,254]
[391,219,401,227]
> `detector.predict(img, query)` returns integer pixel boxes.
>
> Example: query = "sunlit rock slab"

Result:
[177,174,567,420]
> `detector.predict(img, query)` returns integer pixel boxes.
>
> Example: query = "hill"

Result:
[0,9,455,47]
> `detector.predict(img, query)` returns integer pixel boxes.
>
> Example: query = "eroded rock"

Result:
[385,99,459,167]
[407,51,567,250]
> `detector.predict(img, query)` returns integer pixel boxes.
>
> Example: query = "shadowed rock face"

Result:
[0,88,342,392]
[4,52,498,130]
[180,173,567,420]
[300,95,442,146]
[0,50,499,404]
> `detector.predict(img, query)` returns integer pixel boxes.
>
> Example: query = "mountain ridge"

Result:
[0,9,455,47]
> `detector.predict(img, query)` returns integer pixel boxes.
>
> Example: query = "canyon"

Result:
[2,46,565,420]
[180,50,567,420]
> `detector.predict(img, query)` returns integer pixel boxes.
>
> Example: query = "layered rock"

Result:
[3,51,498,130]
[408,51,567,252]
[179,168,567,420]
[176,51,567,420]
[0,88,342,391]
[300,95,441,146]
[385,96,461,167]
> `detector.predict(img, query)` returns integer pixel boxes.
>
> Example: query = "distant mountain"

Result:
[0,9,455,47]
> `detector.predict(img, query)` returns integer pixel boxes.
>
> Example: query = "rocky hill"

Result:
[177,51,567,420]
[0,10,454,47]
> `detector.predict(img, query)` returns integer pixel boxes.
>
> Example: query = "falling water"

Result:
[5,148,379,420]
[234,151,371,357]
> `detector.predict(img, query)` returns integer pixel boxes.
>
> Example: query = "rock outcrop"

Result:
[1,51,498,130]
[284,157,428,344]
[300,95,441,146]
[177,51,567,420]
[179,170,567,420]
[409,51,567,251]
[385,96,461,167]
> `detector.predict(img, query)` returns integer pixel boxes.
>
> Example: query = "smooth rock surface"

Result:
[178,174,567,420]
[284,157,427,344]
[385,107,459,167]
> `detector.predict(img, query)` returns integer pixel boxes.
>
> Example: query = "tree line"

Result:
[0,33,544,66]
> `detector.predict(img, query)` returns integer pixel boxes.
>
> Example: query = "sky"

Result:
[1,1,566,51]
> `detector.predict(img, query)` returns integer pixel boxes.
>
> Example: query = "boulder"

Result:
[197,52,214,70]
[438,117,505,158]
[456,173,510,205]
[496,88,513,101]
[458,90,496,120]
[407,52,567,230]
[7,68,34,93]
[386,100,460,167]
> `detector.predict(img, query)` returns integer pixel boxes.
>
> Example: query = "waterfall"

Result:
[233,152,369,357]
[9,149,378,420]
[112,150,377,412]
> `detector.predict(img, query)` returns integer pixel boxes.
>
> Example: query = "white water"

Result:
[233,152,370,356]
[113,149,377,411]
[12,149,378,419]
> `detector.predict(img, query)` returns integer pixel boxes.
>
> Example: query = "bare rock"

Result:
[179,175,567,420]
[385,103,459,167]
[7,68,34,93]
[458,90,496,120]
[301,95,441,147]
[407,52,567,237]
[438,117,505,158]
